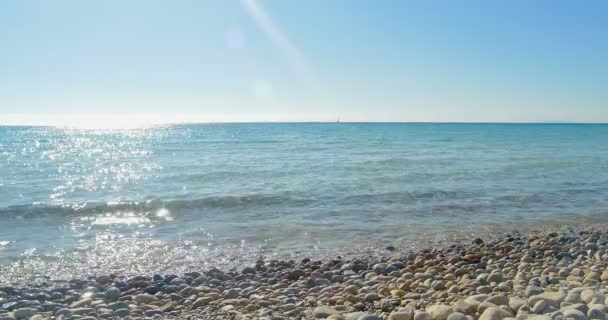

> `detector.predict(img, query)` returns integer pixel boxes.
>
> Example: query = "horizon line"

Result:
[2,120,608,128]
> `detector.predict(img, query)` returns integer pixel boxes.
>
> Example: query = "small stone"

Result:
[358,315,382,320]
[529,292,566,309]
[526,286,544,297]
[364,293,381,302]
[563,309,587,320]
[144,309,162,317]
[54,309,72,317]
[479,302,499,314]
[589,309,606,320]
[12,309,36,319]
[479,307,513,320]
[113,309,129,317]
[533,300,547,314]
[160,301,174,313]
[71,308,95,316]
[285,269,305,280]
[133,293,157,304]
[70,298,91,308]
[224,289,239,299]
[192,297,213,309]
[426,305,454,320]
[104,287,121,301]
[561,304,589,314]
[314,306,340,318]
[390,311,414,320]
[345,313,368,320]
[414,311,433,320]
[448,313,468,320]
[454,300,476,315]
[108,302,129,311]
[96,275,112,285]
[486,296,510,307]
[509,297,527,313]
[581,290,603,304]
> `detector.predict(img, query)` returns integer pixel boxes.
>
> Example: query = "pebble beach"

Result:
[3,226,608,320]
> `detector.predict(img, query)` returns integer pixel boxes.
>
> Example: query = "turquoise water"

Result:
[1,123,608,265]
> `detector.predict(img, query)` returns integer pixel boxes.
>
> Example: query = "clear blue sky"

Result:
[1,0,607,125]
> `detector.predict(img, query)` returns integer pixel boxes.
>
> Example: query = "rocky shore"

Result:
[2,226,608,320]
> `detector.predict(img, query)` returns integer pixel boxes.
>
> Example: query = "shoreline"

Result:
[2,225,608,320]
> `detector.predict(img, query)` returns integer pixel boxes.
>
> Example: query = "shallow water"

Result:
[1,123,608,273]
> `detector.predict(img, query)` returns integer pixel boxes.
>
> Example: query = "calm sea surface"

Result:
[1,123,608,271]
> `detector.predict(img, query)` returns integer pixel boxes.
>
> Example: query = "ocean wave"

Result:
[0,193,315,218]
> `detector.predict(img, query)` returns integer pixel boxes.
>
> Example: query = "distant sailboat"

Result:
[336,116,341,123]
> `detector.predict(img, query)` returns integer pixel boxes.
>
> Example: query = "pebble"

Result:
[479,307,513,320]
[133,293,156,304]
[113,309,129,317]
[414,311,433,320]
[1,228,608,320]
[313,306,340,318]
[12,308,35,319]
[447,312,468,320]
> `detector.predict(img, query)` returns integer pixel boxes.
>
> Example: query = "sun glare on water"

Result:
[2,114,200,130]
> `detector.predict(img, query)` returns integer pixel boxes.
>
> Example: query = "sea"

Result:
[1,123,608,278]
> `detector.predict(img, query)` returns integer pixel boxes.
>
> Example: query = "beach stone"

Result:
[561,304,589,314]
[328,316,346,320]
[50,292,64,301]
[588,308,606,320]
[454,300,476,315]
[565,294,582,304]
[364,293,381,302]
[71,308,95,316]
[54,309,72,317]
[107,302,128,311]
[69,298,91,308]
[414,311,433,320]
[313,306,340,318]
[104,287,121,301]
[582,290,603,304]
[286,269,305,280]
[563,309,587,320]
[192,297,213,309]
[389,310,414,320]
[509,297,528,313]
[533,300,547,313]
[12,309,36,319]
[486,296,510,307]
[426,305,454,320]
[133,293,156,304]
[467,294,490,304]
[479,307,513,320]
[479,302,499,314]
[529,292,566,308]
[113,309,129,317]
[358,315,382,320]
[448,313,468,320]
[526,286,544,297]
[144,309,163,316]
[96,275,112,285]
[224,289,239,299]
[345,313,368,320]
